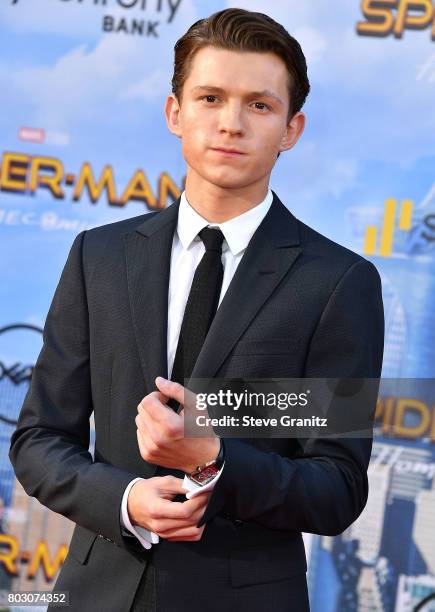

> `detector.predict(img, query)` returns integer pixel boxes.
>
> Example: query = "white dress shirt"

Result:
[120,188,273,549]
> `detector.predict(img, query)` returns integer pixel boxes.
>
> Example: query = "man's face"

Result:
[165,46,304,191]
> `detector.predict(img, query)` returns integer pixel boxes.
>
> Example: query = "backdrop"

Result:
[1,1,434,610]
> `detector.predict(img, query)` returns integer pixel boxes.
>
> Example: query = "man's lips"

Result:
[210,147,246,156]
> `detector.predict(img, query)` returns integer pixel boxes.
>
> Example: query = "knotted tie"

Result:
[169,227,225,404]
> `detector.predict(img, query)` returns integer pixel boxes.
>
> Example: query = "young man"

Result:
[9,8,384,612]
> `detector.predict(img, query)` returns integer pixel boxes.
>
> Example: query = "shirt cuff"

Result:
[120,477,159,549]
[182,461,225,499]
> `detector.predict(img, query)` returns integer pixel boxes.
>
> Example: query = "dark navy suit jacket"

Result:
[9,192,384,611]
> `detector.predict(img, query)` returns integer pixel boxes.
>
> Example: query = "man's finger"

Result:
[138,391,169,412]
[155,377,186,405]
[149,506,206,532]
[139,391,180,427]
[152,495,209,520]
[158,525,205,540]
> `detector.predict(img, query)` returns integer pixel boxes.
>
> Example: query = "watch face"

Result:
[190,465,219,486]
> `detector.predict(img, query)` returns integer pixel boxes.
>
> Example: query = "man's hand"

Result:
[127,476,210,541]
[135,376,219,473]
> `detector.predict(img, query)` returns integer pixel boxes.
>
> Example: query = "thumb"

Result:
[155,377,185,405]
[158,475,187,496]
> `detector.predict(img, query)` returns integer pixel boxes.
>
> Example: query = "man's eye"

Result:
[253,102,270,111]
[202,95,218,103]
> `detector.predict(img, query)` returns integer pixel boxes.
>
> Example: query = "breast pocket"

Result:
[232,338,301,356]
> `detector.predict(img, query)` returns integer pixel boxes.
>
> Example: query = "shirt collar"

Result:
[176,189,273,256]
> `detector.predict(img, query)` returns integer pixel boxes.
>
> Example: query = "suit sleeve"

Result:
[199,258,384,536]
[9,231,140,548]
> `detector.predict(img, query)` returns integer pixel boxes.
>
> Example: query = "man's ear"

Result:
[165,94,182,139]
[279,111,305,154]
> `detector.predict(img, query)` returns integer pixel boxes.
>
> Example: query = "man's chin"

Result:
[200,171,254,191]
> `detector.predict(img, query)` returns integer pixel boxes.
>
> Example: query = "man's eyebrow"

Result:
[191,85,284,106]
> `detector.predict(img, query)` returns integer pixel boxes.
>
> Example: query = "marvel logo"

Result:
[18,128,45,144]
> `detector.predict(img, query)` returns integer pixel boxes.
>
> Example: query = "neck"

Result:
[184,169,269,223]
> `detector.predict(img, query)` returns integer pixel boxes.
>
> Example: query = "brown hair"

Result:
[172,8,310,123]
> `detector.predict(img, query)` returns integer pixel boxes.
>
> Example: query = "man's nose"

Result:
[218,102,244,134]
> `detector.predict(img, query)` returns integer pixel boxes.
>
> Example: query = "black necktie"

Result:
[169,227,225,403]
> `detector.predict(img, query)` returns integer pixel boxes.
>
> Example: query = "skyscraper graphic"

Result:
[413,480,435,576]
[308,437,435,611]
[350,464,391,564]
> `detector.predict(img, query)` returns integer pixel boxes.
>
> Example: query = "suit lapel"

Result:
[189,192,302,380]
[123,198,180,393]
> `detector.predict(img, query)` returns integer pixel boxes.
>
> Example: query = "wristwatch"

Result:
[187,439,225,486]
